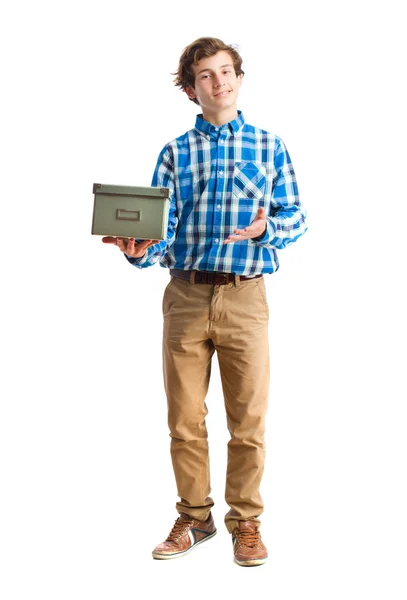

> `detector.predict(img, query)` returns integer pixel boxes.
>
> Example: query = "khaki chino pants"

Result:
[162,273,270,533]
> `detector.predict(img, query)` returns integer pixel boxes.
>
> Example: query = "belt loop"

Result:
[190,270,196,285]
[234,274,240,287]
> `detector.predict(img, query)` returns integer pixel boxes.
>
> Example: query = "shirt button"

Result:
[217,204,221,209]
[219,170,224,176]
[214,238,219,243]
[220,139,225,143]
[214,127,219,131]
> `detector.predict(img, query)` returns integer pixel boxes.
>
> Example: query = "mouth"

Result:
[214,90,231,97]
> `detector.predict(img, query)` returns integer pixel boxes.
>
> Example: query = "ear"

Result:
[184,86,197,100]
[236,73,243,89]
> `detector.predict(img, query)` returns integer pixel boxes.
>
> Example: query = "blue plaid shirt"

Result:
[126,110,307,275]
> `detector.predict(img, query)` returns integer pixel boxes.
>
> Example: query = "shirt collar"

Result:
[194,110,245,139]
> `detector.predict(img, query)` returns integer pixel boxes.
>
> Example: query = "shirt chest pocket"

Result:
[232,161,267,200]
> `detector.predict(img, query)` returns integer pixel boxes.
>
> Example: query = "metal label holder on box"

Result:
[91,183,170,240]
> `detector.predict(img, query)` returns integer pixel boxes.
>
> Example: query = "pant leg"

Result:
[209,277,270,533]
[162,276,216,520]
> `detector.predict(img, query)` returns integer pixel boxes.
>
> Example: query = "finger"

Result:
[130,238,147,257]
[102,236,118,244]
[146,239,160,247]
[233,228,252,237]
[138,239,157,247]
[116,237,127,251]
[223,234,246,244]
[131,239,152,256]
[243,226,260,235]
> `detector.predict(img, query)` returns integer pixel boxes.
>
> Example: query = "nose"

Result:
[213,74,225,88]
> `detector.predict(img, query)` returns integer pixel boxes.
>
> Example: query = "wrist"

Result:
[251,224,267,242]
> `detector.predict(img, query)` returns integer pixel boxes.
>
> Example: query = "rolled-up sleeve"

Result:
[125,145,179,269]
[252,137,307,250]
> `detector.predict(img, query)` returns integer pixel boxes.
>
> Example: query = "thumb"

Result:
[257,207,267,219]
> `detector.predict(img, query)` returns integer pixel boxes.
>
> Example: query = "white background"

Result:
[1,0,406,598]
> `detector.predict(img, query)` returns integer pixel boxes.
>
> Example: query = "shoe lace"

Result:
[166,517,195,542]
[235,529,262,549]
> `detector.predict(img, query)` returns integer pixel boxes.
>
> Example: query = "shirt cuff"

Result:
[124,248,149,267]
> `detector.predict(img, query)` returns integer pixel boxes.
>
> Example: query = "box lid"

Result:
[93,183,170,198]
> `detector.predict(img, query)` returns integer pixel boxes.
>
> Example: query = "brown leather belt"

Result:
[170,269,263,285]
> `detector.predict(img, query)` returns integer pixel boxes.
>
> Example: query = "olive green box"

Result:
[91,183,170,240]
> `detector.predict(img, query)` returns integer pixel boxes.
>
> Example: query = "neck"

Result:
[201,107,238,127]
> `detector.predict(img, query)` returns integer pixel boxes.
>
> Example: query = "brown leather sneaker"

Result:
[152,512,217,560]
[232,520,268,566]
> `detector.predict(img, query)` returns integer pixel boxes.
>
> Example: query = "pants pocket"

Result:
[255,278,269,319]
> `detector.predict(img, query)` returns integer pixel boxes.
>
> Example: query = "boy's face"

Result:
[185,50,243,118]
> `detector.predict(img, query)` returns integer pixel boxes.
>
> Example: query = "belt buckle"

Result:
[214,273,228,285]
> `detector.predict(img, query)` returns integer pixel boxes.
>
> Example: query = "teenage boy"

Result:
[102,37,307,567]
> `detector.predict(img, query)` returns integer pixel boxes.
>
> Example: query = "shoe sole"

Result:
[152,530,217,560]
[235,556,268,567]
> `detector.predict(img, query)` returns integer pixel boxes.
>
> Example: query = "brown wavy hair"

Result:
[172,37,245,105]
